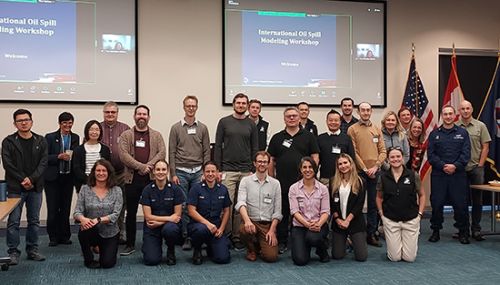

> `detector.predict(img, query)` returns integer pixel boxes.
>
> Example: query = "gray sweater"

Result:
[73,185,123,238]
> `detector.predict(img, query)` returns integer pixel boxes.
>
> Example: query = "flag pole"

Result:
[412,43,420,116]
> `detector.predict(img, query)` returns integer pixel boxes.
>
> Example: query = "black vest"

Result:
[380,168,419,222]
[256,117,269,151]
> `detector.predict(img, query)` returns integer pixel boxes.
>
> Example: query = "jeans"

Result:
[175,169,202,236]
[360,172,379,235]
[7,191,43,254]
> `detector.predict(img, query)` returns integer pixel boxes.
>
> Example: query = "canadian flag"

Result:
[442,52,464,121]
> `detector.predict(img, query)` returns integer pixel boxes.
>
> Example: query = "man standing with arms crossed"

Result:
[101,101,130,244]
[348,102,386,247]
[119,105,166,255]
[169,95,211,250]
[457,100,490,241]
[214,93,258,250]
[236,151,282,262]
[268,107,319,253]
[2,109,48,265]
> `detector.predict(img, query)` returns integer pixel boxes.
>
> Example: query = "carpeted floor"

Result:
[1,214,500,284]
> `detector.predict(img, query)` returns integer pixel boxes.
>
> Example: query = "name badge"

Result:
[332,146,341,154]
[282,139,292,148]
[187,128,196,135]
[135,140,146,148]
[372,137,379,143]
[334,197,339,202]
[264,197,272,204]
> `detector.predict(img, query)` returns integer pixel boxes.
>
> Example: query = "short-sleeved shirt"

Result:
[187,181,232,225]
[457,118,491,171]
[140,182,184,217]
[268,128,319,186]
[289,179,330,227]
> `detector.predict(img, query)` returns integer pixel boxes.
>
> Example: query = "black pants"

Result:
[125,180,150,247]
[78,227,119,268]
[277,180,293,246]
[291,225,329,266]
[45,175,74,243]
[332,231,367,261]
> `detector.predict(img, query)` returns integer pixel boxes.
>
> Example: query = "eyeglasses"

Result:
[285,114,298,119]
[104,111,117,114]
[15,118,32,123]
[256,160,269,164]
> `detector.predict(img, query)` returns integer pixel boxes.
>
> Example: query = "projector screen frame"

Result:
[222,0,387,108]
[0,0,139,106]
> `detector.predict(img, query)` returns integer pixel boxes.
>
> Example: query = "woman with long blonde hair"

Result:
[330,153,367,261]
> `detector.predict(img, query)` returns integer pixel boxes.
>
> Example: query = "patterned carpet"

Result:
[1,215,500,285]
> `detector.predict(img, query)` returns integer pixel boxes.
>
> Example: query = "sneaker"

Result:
[120,246,135,256]
[458,233,470,244]
[27,250,46,261]
[233,240,245,252]
[182,238,192,251]
[166,248,176,266]
[428,230,440,242]
[278,243,287,254]
[8,252,20,266]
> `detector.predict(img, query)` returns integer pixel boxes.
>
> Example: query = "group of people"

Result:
[0,93,490,268]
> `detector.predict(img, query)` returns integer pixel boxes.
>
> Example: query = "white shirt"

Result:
[339,182,351,219]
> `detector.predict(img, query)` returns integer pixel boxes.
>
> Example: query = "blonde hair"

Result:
[331,154,362,195]
[409,118,426,144]
[381,111,405,140]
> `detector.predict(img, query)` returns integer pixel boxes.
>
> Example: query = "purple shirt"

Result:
[100,121,130,171]
[289,179,330,227]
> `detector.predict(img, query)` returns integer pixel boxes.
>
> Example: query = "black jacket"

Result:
[44,130,80,181]
[72,143,111,189]
[331,177,366,234]
[1,132,48,194]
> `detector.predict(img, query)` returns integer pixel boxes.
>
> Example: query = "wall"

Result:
[1,0,499,222]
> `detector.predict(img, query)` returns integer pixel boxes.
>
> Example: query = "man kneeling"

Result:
[236,151,282,262]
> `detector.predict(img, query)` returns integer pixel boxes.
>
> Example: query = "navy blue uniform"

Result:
[428,125,471,232]
[187,181,232,264]
[139,182,184,265]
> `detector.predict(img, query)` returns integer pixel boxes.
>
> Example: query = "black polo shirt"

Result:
[376,168,421,222]
[268,128,319,186]
[317,132,355,179]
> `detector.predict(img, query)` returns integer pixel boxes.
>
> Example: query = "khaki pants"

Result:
[239,222,278,262]
[381,215,421,262]
[222,171,251,241]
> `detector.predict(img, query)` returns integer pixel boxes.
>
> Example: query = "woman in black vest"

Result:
[376,147,426,262]
[330,153,367,261]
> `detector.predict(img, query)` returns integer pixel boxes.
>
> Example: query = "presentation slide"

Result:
[224,0,386,107]
[0,0,137,104]
[242,11,337,88]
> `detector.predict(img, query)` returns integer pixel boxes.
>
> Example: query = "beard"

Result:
[136,119,147,129]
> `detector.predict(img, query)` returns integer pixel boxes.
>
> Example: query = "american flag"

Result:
[402,55,438,179]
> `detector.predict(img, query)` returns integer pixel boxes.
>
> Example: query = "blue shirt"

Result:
[428,125,471,175]
[140,182,184,217]
[187,181,232,225]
